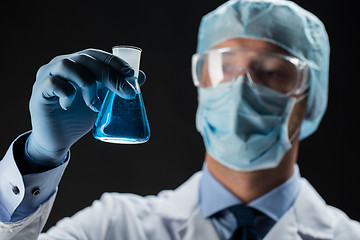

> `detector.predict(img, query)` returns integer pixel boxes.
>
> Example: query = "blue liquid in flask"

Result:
[93,90,150,144]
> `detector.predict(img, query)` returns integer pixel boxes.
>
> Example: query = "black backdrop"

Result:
[1,0,359,231]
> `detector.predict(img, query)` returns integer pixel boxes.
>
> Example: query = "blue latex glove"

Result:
[27,49,146,165]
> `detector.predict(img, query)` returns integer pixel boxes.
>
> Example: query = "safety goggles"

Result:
[192,47,309,96]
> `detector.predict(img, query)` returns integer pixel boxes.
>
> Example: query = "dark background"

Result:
[1,0,359,231]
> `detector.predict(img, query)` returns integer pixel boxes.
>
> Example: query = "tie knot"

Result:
[228,204,255,227]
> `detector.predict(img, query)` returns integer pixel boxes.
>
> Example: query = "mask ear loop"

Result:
[290,64,310,96]
[295,92,308,103]
[289,125,301,143]
[288,91,308,143]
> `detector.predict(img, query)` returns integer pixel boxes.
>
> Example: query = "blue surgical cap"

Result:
[196,0,330,140]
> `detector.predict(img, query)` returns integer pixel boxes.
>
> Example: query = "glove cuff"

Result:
[21,134,68,174]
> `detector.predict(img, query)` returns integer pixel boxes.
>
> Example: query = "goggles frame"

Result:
[192,47,309,97]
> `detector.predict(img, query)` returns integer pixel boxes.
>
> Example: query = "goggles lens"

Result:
[192,48,308,95]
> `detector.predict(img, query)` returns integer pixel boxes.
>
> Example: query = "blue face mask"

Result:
[196,77,297,172]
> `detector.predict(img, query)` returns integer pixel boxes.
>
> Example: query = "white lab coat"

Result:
[1,172,360,240]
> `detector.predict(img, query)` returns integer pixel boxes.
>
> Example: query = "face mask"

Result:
[195,77,297,172]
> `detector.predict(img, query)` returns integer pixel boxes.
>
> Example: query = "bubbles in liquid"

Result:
[93,91,150,144]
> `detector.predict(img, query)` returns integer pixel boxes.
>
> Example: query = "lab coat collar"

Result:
[265,178,334,240]
[154,172,334,240]
[153,172,220,239]
[176,207,220,240]
[154,172,203,220]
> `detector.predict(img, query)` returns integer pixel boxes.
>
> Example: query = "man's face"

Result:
[210,37,308,141]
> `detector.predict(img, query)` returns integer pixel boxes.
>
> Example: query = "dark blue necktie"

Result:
[228,204,275,240]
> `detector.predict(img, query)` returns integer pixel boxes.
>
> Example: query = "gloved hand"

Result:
[27,49,146,165]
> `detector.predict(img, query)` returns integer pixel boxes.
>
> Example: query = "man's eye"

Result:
[253,63,277,77]
[258,68,281,78]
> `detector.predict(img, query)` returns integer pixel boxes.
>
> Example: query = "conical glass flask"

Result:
[93,46,150,144]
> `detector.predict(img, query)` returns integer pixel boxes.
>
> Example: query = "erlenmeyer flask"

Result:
[93,46,150,144]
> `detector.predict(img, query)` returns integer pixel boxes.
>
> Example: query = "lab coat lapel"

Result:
[176,207,220,240]
[155,172,334,240]
[265,179,334,240]
[154,172,219,240]
[154,172,203,219]
[264,207,303,240]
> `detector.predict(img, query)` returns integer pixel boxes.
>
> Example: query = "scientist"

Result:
[1,0,360,239]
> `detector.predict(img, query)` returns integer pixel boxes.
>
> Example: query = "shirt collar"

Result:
[199,163,301,221]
